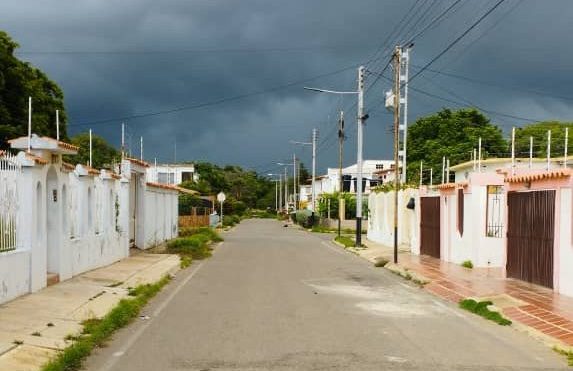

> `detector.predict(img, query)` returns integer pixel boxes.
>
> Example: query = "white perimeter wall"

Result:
[367,188,419,251]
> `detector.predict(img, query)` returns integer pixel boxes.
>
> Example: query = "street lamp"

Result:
[277,162,295,214]
[267,173,281,212]
[290,131,318,213]
[303,66,367,247]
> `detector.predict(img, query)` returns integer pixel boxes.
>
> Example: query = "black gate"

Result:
[506,190,555,288]
[420,197,441,259]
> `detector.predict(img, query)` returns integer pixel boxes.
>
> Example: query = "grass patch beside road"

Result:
[168,227,223,267]
[42,275,172,371]
[459,299,512,326]
[335,236,355,248]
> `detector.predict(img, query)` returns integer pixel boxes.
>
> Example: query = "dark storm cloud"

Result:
[2,0,573,173]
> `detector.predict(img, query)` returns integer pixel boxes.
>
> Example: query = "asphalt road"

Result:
[86,219,566,370]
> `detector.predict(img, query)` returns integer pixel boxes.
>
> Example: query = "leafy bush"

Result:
[461,260,474,269]
[293,209,319,228]
[168,227,222,261]
[459,299,511,326]
[223,214,241,227]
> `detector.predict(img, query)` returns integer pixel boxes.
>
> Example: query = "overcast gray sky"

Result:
[2,0,572,174]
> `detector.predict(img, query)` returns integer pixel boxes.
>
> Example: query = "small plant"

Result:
[461,260,474,269]
[47,322,55,327]
[180,256,192,269]
[42,276,171,371]
[31,331,42,337]
[13,340,23,345]
[335,236,354,248]
[459,299,512,326]
[553,346,573,366]
[64,334,80,342]
[374,257,389,267]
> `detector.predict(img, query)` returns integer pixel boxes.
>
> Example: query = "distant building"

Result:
[146,163,197,185]
[299,159,397,203]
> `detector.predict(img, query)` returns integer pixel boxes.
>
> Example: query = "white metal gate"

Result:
[0,152,21,252]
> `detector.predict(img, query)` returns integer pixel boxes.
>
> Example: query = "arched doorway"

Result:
[46,166,61,279]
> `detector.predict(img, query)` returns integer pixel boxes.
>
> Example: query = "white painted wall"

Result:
[0,145,179,305]
[143,185,179,249]
[367,188,418,250]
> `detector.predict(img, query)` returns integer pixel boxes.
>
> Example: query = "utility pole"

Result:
[89,129,93,168]
[284,167,288,213]
[338,110,345,238]
[392,46,402,264]
[121,123,125,161]
[279,174,283,212]
[293,153,297,212]
[56,110,60,141]
[565,128,569,168]
[400,46,411,183]
[311,128,318,214]
[356,66,366,247]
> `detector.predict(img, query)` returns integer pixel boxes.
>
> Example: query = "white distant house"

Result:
[299,160,397,204]
[146,163,197,185]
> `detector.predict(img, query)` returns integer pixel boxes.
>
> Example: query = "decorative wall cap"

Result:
[62,162,75,171]
[436,181,468,190]
[8,135,78,154]
[24,151,48,165]
[505,168,572,183]
[125,157,150,168]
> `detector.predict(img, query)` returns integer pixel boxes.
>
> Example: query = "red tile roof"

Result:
[505,169,572,183]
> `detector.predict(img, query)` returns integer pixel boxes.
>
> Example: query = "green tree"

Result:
[65,132,120,169]
[186,161,275,213]
[406,108,507,183]
[0,31,67,148]
[514,121,573,158]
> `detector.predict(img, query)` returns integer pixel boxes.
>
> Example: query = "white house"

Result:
[146,163,197,185]
[0,134,182,305]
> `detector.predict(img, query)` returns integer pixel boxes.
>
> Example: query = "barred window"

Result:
[486,185,504,238]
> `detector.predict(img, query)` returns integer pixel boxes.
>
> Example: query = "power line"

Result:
[16,44,377,56]
[409,0,508,83]
[404,0,465,44]
[69,62,368,127]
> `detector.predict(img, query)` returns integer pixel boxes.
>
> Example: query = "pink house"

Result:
[416,157,573,296]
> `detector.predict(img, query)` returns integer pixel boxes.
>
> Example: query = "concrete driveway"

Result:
[86,219,567,370]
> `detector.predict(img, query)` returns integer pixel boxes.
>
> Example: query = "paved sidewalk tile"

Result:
[361,239,573,348]
[0,252,180,371]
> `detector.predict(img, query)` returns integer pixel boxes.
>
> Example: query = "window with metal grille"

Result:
[457,189,464,236]
[486,185,504,238]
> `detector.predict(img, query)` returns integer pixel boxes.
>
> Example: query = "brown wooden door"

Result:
[506,190,555,288]
[420,197,440,259]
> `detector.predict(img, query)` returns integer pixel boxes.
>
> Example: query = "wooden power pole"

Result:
[393,46,402,264]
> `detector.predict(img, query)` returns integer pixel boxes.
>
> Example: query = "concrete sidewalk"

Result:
[354,239,573,350]
[0,252,180,371]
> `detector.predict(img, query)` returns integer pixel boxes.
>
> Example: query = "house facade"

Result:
[402,155,573,296]
[0,135,182,305]
[146,163,197,185]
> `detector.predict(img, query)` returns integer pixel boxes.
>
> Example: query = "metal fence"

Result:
[0,152,21,252]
